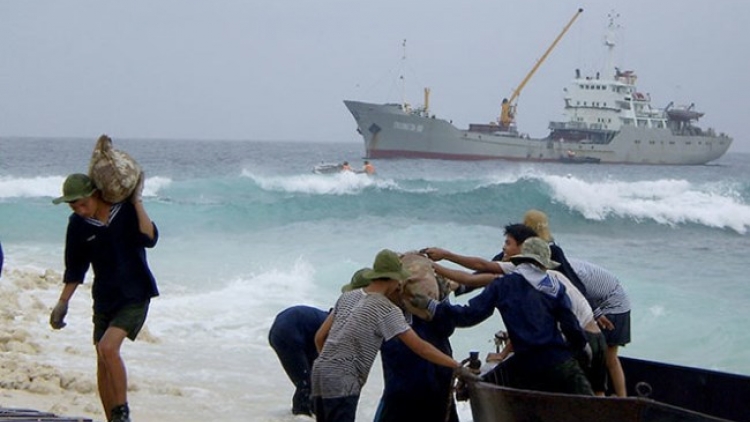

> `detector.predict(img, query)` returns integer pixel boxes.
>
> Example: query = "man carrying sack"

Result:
[50,138,158,422]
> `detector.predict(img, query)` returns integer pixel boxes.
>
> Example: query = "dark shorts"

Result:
[375,393,458,422]
[602,311,631,346]
[313,395,359,422]
[93,301,150,344]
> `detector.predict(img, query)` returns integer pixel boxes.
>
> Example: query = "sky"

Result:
[1,0,748,152]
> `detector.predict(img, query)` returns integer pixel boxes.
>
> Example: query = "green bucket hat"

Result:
[509,237,560,269]
[362,249,410,282]
[341,267,372,292]
[52,173,96,204]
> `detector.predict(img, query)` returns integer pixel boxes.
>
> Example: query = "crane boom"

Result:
[500,8,583,127]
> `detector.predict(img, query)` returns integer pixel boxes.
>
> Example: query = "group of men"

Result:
[269,209,632,421]
[40,169,626,422]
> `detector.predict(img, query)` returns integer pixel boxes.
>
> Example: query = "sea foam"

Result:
[542,174,750,233]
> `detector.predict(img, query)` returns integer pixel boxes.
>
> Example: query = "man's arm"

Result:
[314,312,335,353]
[433,262,497,287]
[397,328,460,369]
[130,175,155,240]
[413,281,499,328]
[422,247,501,273]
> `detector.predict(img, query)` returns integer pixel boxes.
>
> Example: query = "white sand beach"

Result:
[0,268,225,422]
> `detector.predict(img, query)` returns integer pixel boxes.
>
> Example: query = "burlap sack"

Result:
[400,253,440,321]
[88,135,142,203]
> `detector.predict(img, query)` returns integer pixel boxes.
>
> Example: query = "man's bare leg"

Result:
[97,327,128,420]
[606,345,626,397]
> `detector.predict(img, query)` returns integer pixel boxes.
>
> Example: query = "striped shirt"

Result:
[311,289,410,399]
[569,259,631,318]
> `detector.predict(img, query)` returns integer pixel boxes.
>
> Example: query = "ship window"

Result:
[669,141,675,145]
[635,140,641,144]
[686,141,692,145]
[649,140,656,145]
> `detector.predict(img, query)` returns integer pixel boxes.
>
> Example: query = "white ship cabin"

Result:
[561,67,669,132]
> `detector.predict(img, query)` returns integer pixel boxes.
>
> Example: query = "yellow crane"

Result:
[499,8,583,128]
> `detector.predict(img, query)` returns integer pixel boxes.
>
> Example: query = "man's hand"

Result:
[454,366,482,381]
[409,293,437,319]
[597,315,614,330]
[419,247,449,262]
[409,293,432,310]
[130,172,145,204]
[50,300,68,329]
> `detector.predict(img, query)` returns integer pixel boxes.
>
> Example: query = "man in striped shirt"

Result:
[311,249,462,422]
[569,258,632,397]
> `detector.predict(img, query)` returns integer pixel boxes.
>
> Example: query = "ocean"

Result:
[1,137,749,421]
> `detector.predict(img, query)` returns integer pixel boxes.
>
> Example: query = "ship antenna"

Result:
[604,11,620,79]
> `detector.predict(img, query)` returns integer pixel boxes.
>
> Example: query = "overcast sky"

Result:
[1,0,748,152]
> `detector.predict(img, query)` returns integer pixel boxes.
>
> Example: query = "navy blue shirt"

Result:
[436,271,587,371]
[380,311,455,397]
[268,305,329,350]
[377,310,458,422]
[63,202,159,314]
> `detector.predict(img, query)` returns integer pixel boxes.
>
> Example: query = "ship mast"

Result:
[604,12,620,80]
[400,39,407,110]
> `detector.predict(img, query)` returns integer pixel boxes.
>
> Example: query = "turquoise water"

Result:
[1,137,749,420]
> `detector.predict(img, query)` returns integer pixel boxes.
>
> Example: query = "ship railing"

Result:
[549,121,588,130]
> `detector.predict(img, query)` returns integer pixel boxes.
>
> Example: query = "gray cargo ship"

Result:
[344,16,732,165]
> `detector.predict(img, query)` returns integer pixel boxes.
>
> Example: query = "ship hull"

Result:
[344,101,732,165]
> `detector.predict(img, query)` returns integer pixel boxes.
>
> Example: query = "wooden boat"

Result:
[465,356,750,422]
[0,407,93,421]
